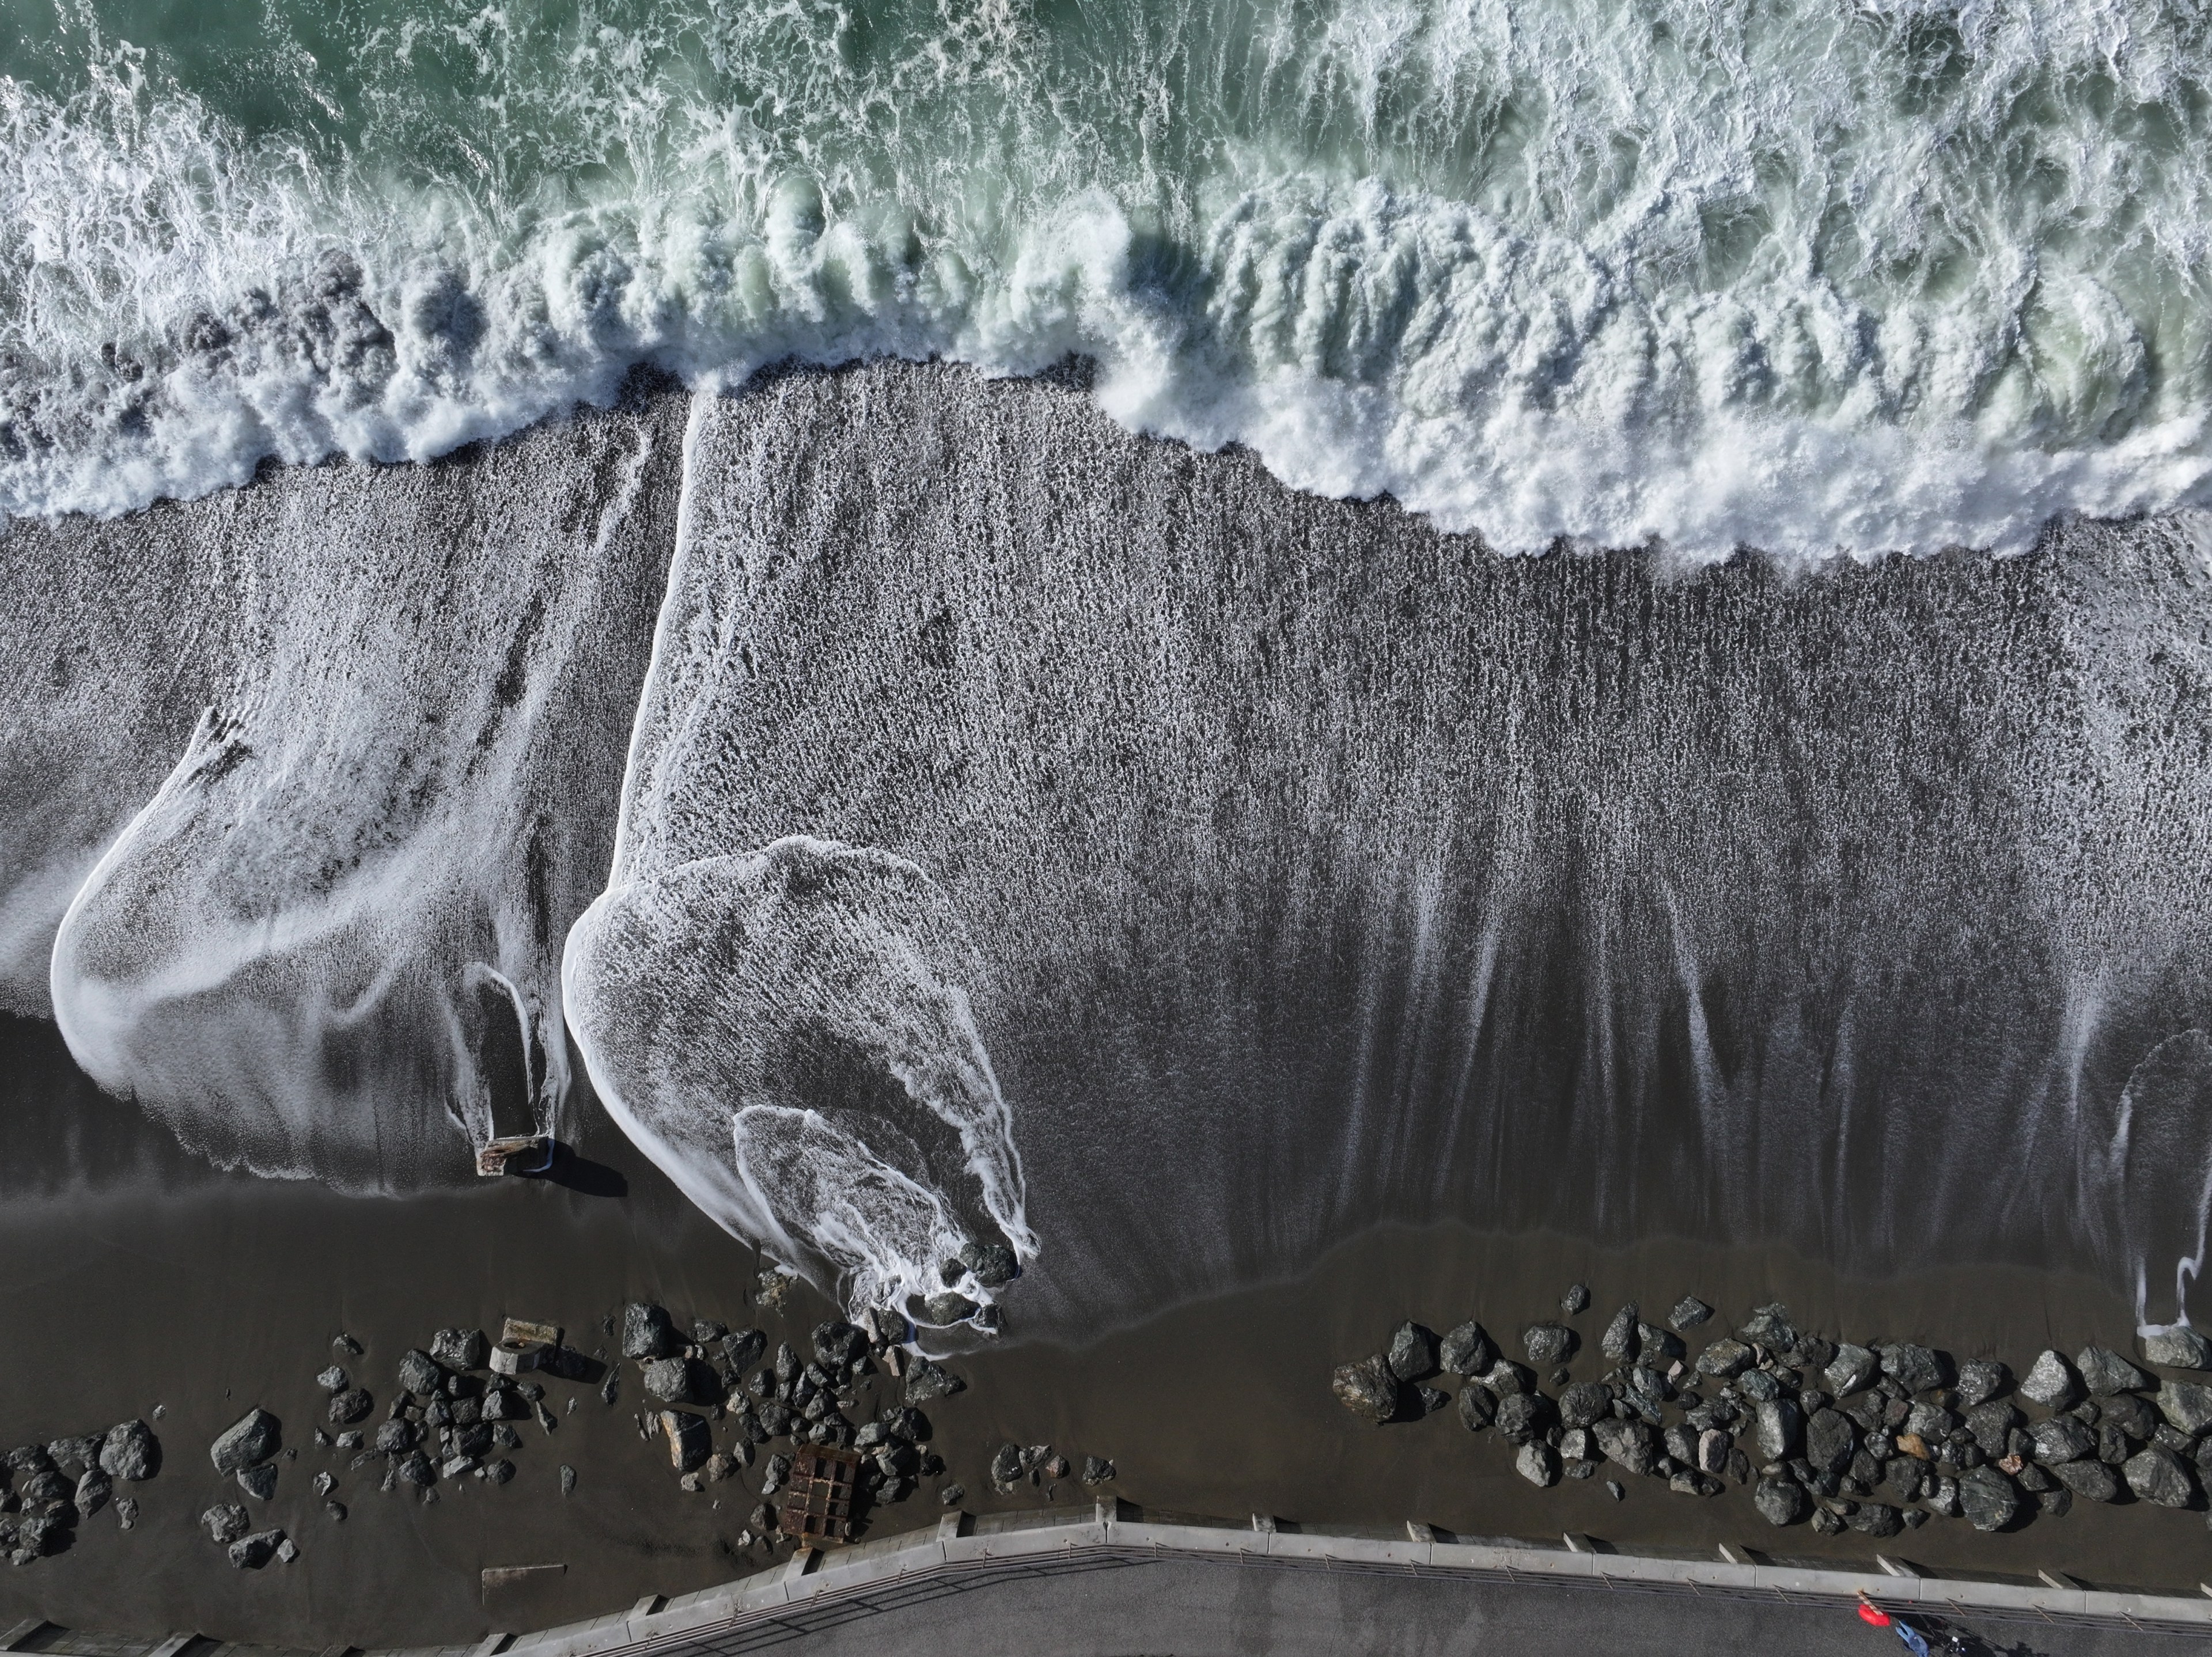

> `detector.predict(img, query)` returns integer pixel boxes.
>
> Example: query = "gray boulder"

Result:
[2029,1416,2094,1463]
[1823,1344,1878,1397]
[722,1328,768,1370]
[1804,1408,1855,1474]
[2048,1457,2120,1501]
[2077,1347,2152,1396]
[1331,1355,1401,1424]
[99,1420,159,1482]
[1514,1442,1560,1488]
[2144,1328,2212,1371]
[1638,1323,1687,1362]
[1480,1360,1535,1396]
[209,1409,281,1473]
[1753,1476,1809,1526]
[374,1420,416,1454]
[2123,1445,2195,1508]
[1494,1393,1549,1444]
[661,1412,710,1473]
[1601,1305,1639,1361]
[1697,1428,1733,1476]
[236,1463,278,1500]
[1696,1339,1753,1379]
[1592,1417,1657,1476]
[904,1358,965,1404]
[227,1529,284,1570]
[1755,1398,1802,1461]
[328,1389,372,1425]
[1965,1400,2022,1455]
[959,1239,1020,1287]
[2157,1380,2212,1436]
[1959,1466,2020,1531]
[1876,1344,1948,1394]
[1904,1401,1959,1441]
[2100,1393,2157,1440]
[643,1357,713,1405]
[813,1322,868,1367]
[1849,1503,1903,1538]
[397,1349,445,1397]
[74,1469,111,1516]
[2019,1349,2080,1409]
[1387,1322,1440,1381]
[316,1366,347,1393]
[1456,1383,1497,1434]
[1561,1283,1590,1315]
[1738,1304,1797,1349]
[1953,1360,2010,1409]
[1440,1321,1498,1376]
[200,1503,249,1545]
[1558,1382,1613,1429]
[430,1328,488,1371]
[988,1443,1024,1491]
[1669,1296,1714,1332]
[622,1302,679,1361]
[920,1291,978,1325]
[1522,1324,1575,1366]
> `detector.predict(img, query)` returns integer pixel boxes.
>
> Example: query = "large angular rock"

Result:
[2048,1457,2120,1501]
[1601,1305,1639,1361]
[1953,1361,2010,1409]
[1332,1355,1401,1424]
[2100,1393,2157,1440]
[1494,1393,1550,1444]
[1753,1476,1809,1526]
[1387,1322,1439,1382]
[430,1328,489,1371]
[722,1328,768,1370]
[1849,1503,1903,1538]
[1560,1283,1591,1314]
[1592,1417,1657,1476]
[958,1240,1020,1287]
[1480,1360,1535,1396]
[2123,1445,2195,1508]
[2156,1380,2212,1436]
[1965,1400,2022,1455]
[2018,1350,2080,1409]
[661,1411,710,1473]
[2077,1347,2152,1397]
[1958,1466,2020,1531]
[236,1463,277,1500]
[643,1357,714,1405]
[1876,1344,1948,1394]
[209,1410,281,1473]
[200,1503,249,1545]
[397,1349,445,1397]
[622,1303,679,1361]
[2144,1328,2212,1371]
[1439,1321,1497,1376]
[1823,1344,1878,1397]
[1456,1383,1497,1434]
[1804,1408,1856,1474]
[904,1359,965,1404]
[328,1389,372,1425]
[812,1322,868,1368]
[1755,1399,1801,1461]
[1514,1443,1560,1488]
[1669,1296,1713,1332]
[99,1420,159,1482]
[2029,1417,2094,1463]
[227,1529,285,1570]
[1522,1324,1575,1366]
[1738,1304,1796,1349]
[1696,1339,1753,1379]
[1697,1428,1733,1476]
[1558,1382,1613,1429]
[1636,1323,1687,1362]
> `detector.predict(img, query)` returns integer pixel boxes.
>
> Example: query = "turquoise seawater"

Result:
[3,0,2211,550]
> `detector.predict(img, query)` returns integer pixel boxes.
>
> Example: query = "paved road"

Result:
[653,1552,2187,1657]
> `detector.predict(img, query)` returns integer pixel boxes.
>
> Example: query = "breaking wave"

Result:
[6,0,2212,553]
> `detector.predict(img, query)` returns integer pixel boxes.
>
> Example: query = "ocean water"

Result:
[5,0,2212,553]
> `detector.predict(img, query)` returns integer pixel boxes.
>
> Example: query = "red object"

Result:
[1858,1601,1893,1628]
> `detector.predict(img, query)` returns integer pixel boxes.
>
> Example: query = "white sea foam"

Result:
[5,0,2212,552]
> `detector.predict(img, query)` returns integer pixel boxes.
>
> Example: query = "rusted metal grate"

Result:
[777,1447,863,1545]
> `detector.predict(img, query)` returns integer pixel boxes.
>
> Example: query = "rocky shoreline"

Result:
[1335,1291,2212,1541]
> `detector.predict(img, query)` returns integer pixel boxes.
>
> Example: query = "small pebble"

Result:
[1605,1480,1626,1501]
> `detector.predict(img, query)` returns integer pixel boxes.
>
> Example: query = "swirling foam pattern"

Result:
[4,0,2212,552]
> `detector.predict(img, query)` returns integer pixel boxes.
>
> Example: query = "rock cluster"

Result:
[1332,1299,2212,1543]
[986,1441,1114,1495]
[0,1421,160,1566]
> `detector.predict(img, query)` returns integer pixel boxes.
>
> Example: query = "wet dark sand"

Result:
[4,1014,2207,1648]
